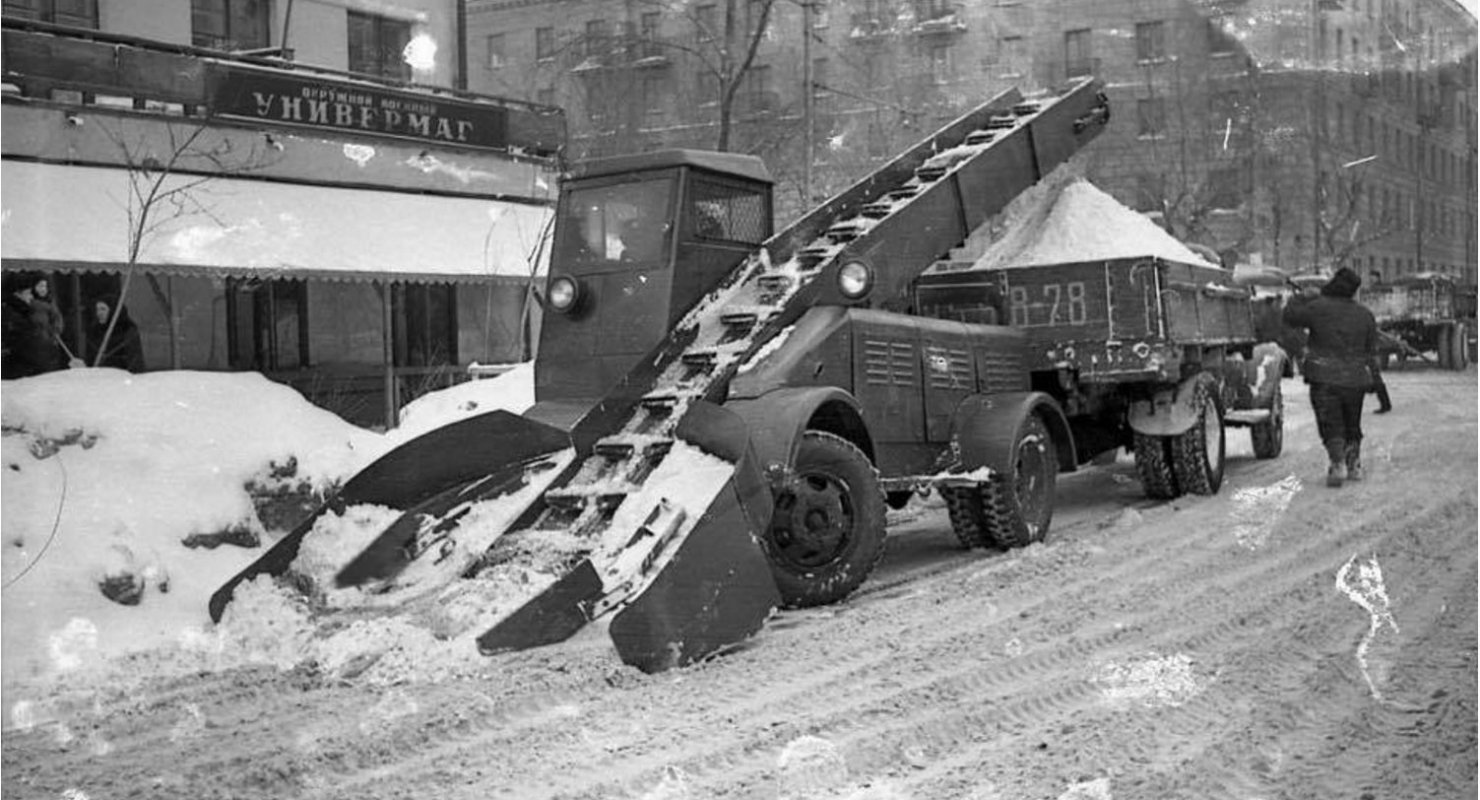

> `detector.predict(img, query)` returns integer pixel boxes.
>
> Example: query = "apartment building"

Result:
[465,0,1475,278]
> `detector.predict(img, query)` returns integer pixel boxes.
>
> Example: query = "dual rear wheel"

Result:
[1133,373,1226,500]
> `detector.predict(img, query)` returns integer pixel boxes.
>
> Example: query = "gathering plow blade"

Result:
[478,400,781,672]
[208,409,572,622]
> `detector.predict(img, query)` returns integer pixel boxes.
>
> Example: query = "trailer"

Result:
[1365,273,1476,370]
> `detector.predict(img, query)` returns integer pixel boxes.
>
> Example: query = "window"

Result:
[1206,166,1243,210]
[1137,97,1166,137]
[811,57,829,98]
[559,179,675,264]
[1136,21,1166,62]
[191,0,269,50]
[696,4,718,42]
[691,179,768,243]
[928,43,953,85]
[697,72,720,106]
[536,87,555,107]
[1064,28,1093,77]
[1135,174,1163,213]
[486,33,506,69]
[393,284,457,369]
[642,74,664,116]
[744,64,772,113]
[227,279,308,372]
[1207,17,1236,55]
[998,35,1026,76]
[640,11,662,58]
[347,12,411,80]
[535,26,555,61]
[583,20,609,59]
[3,0,98,28]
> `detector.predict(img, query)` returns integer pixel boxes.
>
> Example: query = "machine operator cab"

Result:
[536,150,774,412]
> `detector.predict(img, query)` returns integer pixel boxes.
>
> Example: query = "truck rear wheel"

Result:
[762,431,887,608]
[941,414,1056,549]
[1451,323,1470,370]
[982,414,1057,548]
[1170,373,1226,495]
[1133,433,1178,500]
[1250,381,1284,459]
[943,485,997,549]
[1438,324,1455,369]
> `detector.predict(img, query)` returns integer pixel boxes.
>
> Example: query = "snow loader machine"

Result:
[210,77,1264,673]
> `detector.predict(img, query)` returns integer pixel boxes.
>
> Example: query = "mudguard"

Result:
[949,392,1076,475]
[208,409,571,622]
[1249,343,1287,408]
[1128,372,1213,437]
[723,386,871,488]
[479,400,781,671]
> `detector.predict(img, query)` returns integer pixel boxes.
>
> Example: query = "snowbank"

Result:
[971,175,1220,271]
[0,363,542,700]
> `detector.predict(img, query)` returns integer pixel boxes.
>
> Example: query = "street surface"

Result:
[3,370,1475,800]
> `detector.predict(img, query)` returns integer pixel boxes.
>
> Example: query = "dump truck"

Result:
[1365,273,1476,370]
[209,77,1281,673]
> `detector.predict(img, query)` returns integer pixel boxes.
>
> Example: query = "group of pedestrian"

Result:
[2,274,145,380]
[1281,266,1391,488]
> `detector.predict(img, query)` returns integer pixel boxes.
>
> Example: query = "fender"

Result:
[950,392,1076,475]
[1249,342,1287,407]
[723,386,871,487]
[1128,371,1214,436]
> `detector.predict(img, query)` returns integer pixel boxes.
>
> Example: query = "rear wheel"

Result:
[1133,432,1178,499]
[1452,323,1470,370]
[942,485,996,549]
[1170,373,1226,495]
[1251,381,1284,459]
[762,431,887,608]
[982,414,1057,548]
[1438,324,1455,369]
[941,414,1058,549]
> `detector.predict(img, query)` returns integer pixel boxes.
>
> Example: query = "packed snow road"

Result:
[3,370,1475,800]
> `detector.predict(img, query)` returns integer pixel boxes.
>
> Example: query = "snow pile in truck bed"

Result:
[971,176,1219,271]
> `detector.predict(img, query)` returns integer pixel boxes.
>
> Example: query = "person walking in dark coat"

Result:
[1282,267,1379,487]
[85,299,146,372]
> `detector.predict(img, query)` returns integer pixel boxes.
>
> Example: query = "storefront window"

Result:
[394,283,457,368]
[227,278,308,371]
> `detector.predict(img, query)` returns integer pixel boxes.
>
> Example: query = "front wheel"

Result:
[762,431,887,608]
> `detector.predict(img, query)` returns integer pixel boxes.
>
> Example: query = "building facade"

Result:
[465,0,1476,280]
[1,1,565,428]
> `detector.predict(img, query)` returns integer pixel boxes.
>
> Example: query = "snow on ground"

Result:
[1,364,537,700]
[970,175,1220,271]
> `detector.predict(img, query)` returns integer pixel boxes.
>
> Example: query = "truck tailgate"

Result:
[998,257,1254,378]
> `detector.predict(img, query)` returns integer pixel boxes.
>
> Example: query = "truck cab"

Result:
[535,150,773,419]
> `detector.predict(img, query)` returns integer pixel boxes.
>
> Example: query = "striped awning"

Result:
[1,160,553,285]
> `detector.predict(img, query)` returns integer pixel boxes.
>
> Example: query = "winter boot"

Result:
[1345,441,1363,481]
[1325,438,1347,488]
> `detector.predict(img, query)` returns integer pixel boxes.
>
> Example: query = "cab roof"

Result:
[569,149,773,185]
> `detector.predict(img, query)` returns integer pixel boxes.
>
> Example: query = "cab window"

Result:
[691,178,767,244]
[560,178,674,264]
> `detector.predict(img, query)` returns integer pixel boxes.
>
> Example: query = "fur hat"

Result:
[1321,267,1361,299]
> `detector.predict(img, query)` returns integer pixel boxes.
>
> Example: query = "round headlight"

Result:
[838,261,873,299]
[548,275,580,313]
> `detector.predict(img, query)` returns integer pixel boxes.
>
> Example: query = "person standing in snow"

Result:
[2,274,65,378]
[86,298,146,372]
[1282,267,1379,487]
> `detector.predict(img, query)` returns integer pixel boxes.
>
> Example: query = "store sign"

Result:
[211,66,510,151]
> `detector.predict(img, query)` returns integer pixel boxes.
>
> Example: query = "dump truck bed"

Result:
[1367,278,1466,324]
[997,257,1255,381]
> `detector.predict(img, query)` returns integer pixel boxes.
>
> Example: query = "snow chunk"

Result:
[970,176,1219,271]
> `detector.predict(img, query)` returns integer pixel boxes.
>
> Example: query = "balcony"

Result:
[850,13,892,41]
[911,4,966,36]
